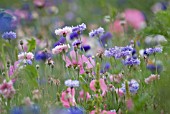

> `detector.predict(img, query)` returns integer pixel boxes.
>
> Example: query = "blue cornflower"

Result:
[81,45,91,52]
[72,23,86,33]
[2,31,16,40]
[35,51,51,61]
[89,27,104,38]
[104,46,134,59]
[72,40,82,47]
[65,79,79,88]
[0,11,15,33]
[100,32,112,46]
[70,32,79,40]
[120,79,139,94]
[10,106,24,114]
[66,107,84,114]
[53,36,66,47]
[144,47,162,55]
[123,57,140,66]
[100,62,111,73]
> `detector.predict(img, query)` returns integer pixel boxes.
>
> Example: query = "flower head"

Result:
[0,80,15,98]
[2,31,16,40]
[123,57,140,66]
[120,79,139,94]
[55,26,72,37]
[65,79,79,88]
[89,27,104,38]
[52,44,69,54]
[145,74,160,84]
[72,23,86,33]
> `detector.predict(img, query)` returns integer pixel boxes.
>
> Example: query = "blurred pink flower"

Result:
[145,74,160,84]
[60,88,76,108]
[90,110,116,114]
[0,80,15,99]
[33,0,45,8]
[90,79,107,93]
[115,88,124,97]
[124,9,146,30]
[109,20,124,34]
[79,90,91,101]
[126,98,134,110]
[63,50,95,74]
[52,44,69,54]
[8,61,19,76]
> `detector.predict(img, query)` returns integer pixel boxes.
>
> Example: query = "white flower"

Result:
[55,26,72,36]
[52,44,69,54]
[65,79,79,87]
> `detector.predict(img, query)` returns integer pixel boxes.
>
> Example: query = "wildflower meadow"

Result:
[0,0,170,114]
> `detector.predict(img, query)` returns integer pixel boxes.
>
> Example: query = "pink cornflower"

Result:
[18,52,34,60]
[0,80,15,99]
[55,26,72,36]
[63,50,95,74]
[52,44,69,54]
[60,88,76,108]
[145,74,160,84]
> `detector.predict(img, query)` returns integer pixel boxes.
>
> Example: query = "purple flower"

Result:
[89,27,104,38]
[72,40,82,47]
[70,32,79,40]
[35,51,51,61]
[72,23,86,33]
[120,79,139,94]
[81,45,91,52]
[53,37,66,47]
[2,31,16,40]
[100,32,112,46]
[123,57,140,66]
[104,46,134,59]
[144,47,163,55]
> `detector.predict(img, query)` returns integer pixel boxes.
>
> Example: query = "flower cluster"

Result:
[144,47,162,55]
[72,23,86,33]
[89,27,104,38]
[120,79,139,94]
[0,80,15,99]
[2,31,16,40]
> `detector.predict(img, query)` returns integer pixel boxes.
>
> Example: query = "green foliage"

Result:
[27,38,36,52]
[18,65,38,88]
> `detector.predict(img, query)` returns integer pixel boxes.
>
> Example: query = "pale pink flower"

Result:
[90,110,116,114]
[0,80,15,99]
[63,50,95,74]
[109,73,123,83]
[18,52,34,60]
[8,61,19,76]
[79,90,91,101]
[26,52,34,60]
[126,98,134,110]
[55,26,72,36]
[145,74,160,84]
[60,88,76,108]
[115,88,124,97]
[90,79,107,94]
[23,97,33,106]
[52,44,69,54]
[33,0,45,7]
